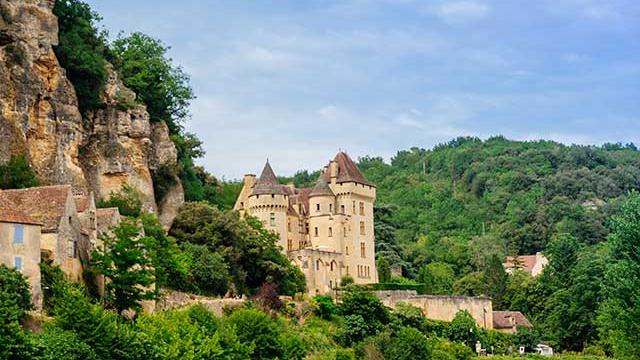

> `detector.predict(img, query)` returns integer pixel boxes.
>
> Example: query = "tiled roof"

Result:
[74,195,89,212]
[96,207,120,234]
[324,151,372,186]
[504,255,537,273]
[289,187,312,216]
[493,311,532,329]
[1,185,72,232]
[0,192,42,225]
[251,161,286,196]
[309,176,334,197]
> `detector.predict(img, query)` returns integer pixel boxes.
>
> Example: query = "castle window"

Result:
[305,223,309,234]
[287,221,291,232]
[314,227,319,237]
[271,194,275,198]
[14,224,24,244]
[344,227,347,236]
[14,257,22,272]
[359,202,365,215]
[302,260,309,269]
[341,205,345,213]
[360,242,365,258]
[331,261,335,271]
[360,221,365,235]
[287,239,292,251]
[346,265,349,274]
[328,227,333,237]
[240,202,244,208]
[329,204,333,212]
[330,280,333,289]
[316,204,320,212]
[352,201,356,213]
[316,260,321,270]
[270,213,276,226]
[299,241,305,249]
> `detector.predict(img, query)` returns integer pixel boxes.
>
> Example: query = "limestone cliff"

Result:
[0,0,183,227]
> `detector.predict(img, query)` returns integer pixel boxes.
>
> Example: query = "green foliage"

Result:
[170,202,305,296]
[97,184,144,218]
[481,254,508,309]
[376,256,391,283]
[53,0,108,111]
[40,262,68,315]
[110,32,195,133]
[313,295,337,320]
[34,326,97,360]
[337,288,390,344]
[91,219,156,315]
[420,261,455,295]
[0,154,39,189]
[0,264,35,360]
[447,310,479,349]
[340,275,354,287]
[367,326,431,360]
[226,308,282,360]
[180,243,230,296]
[598,192,640,359]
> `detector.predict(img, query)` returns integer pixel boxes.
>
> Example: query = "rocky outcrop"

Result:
[0,0,183,226]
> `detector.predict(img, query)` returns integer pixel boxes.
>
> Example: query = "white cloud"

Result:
[429,1,491,24]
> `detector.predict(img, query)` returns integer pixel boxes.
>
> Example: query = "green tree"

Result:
[481,255,508,309]
[598,193,640,359]
[110,32,194,134]
[420,262,455,295]
[447,310,479,349]
[226,309,282,360]
[91,220,156,315]
[97,184,144,218]
[338,287,390,344]
[181,243,230,296]
[0,264,35,359]
[377,256,392,283]
[0,155,39,189]
[369,327,431,360]
[53,0,108,111]
[34,326,97,360]
[313,295,337,320]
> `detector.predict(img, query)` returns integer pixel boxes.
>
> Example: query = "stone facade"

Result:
[374,290,494,329]
[235,152,378,295]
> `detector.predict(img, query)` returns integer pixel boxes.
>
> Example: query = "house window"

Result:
[316,204,320,212]
[269,213,276,226]
[14,224,24,244]
[341,205,345,213]
[314,227,319,237]
[14,257,22,271]
[360,221,365,235]
[359,202,365,215]
[328,227,333,237]
[360,242,366,258]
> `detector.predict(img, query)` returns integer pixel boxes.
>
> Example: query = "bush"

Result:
[226,308,282,360]
[447,310,479,348]
[313,295,337,320]
[0,264,35,359]
[368,327,432,360]
[34,325,97,360]
[0,154,39,189]
[340,275,354,287]
[97,184,144,217]
[180,243,229,296]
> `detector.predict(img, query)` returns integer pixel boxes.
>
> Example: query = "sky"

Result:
[85,0,640,180]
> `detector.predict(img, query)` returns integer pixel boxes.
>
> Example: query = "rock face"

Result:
[0,0,183,227]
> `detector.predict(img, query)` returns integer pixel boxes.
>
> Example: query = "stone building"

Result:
[2,185,89,281]
[492,311,533,334]
[0,194,43,309]
[234,152,378,294]
[503,252,548,277]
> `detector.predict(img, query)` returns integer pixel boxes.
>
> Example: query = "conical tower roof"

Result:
[323,151,373,186]
[251,161,286,196]
[309,175,334,198]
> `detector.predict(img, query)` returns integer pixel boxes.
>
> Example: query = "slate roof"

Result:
[251,161,286,196]
[288,187,312,216]
[0,192,41,225]
[323,151,372,186]
[309,175,334,197]
[1,185,72,232]
[493,311,533,329]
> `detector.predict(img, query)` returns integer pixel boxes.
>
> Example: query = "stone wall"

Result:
[0,221,42,309]
[156,290,245,316]
[374,290,494,329]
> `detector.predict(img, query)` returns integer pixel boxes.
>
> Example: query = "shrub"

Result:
[371,327,432,360]
[0,154,39,189]
[255,282,284,313]
[226,308,282,360]
[0,264,35,359]
[180,242,230,296]
[97,184,144,217]
[34,325,97,360]
[313,295,337,320]
[340,275,354,287]
[447,310,479,349]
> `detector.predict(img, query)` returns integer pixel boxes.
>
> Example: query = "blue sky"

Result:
[85,0,640,179]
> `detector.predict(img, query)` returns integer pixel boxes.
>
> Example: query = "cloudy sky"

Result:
[85,0,640,179]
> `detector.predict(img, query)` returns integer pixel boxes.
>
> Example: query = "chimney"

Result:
[329,160,338,185]
[243,174,256,189]
[286,182,295,192]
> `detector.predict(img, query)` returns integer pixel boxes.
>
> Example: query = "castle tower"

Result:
[308,175,339,252]
[246,161,289,251]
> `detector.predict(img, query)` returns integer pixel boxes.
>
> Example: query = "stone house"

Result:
[0,193,43,309]
[234,152,378,295]
[503,252,549,277]
[2,185,88,281]
[493,311,533,334]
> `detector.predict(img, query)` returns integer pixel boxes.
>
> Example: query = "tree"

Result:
[598,193,640,359]
[110,32,194,134]
[180,243,230,296]
[0,264,35,359]
[369,327,431,360]
[481,255,508,309]
[338,288,390,344]
[0,155,39,189]
[53,0,108,111]
[419,262,455,295]
[377,257,391,283]
[226,309,282,360]
[447,310,479,349]
[91,220,156,315]
[97,184,144,218]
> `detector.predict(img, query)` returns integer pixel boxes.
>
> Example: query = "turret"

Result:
[247,161,289,250]
[309,176,335,216]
